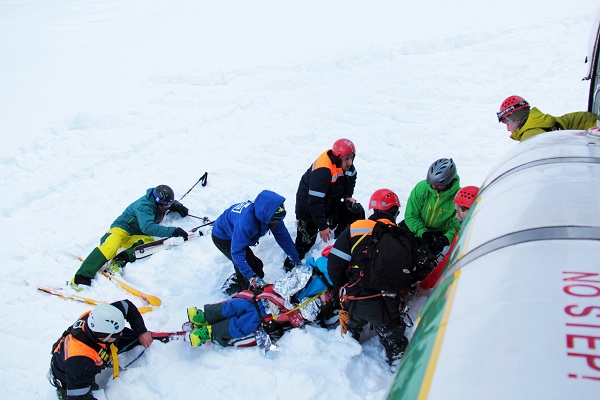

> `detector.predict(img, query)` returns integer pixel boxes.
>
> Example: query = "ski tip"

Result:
[142,295,162,306]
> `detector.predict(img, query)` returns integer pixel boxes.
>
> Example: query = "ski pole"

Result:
[190,220,214,232]
[179,172,208,201]
[166,172,208,216]
[188,214,210,220]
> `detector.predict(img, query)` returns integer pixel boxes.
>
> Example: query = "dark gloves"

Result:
[438,235,450,248]
[172,227,189,241]
[422,232,449,254]
[254,268,265,279]
[169,201,189,217]
[345,200,365,216]
[283,257,302,272]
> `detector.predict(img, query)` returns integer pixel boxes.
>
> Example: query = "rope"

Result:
[339,306,350,337]
[338,289,395,337]
[342,292,394,301]
[270,290,326,321]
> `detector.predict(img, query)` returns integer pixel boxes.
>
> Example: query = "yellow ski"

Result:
[101,271,162,306]
[37,286,153,313]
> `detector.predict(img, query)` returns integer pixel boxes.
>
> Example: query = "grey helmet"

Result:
[427,158,457,186]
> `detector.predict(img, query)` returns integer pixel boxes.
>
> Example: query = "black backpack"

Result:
[352,222,421,293]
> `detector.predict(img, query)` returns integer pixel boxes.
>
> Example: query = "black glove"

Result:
[169,201,189,217]
[172,227,188,241]
[438,235,450,248]
[254,268,265,279]
[421,231,437,247]
[422,232,448,254]
[283,257,299,272]
[432,235,450,254]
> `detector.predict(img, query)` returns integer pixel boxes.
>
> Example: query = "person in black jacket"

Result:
[288,139,363,270]
[327,189,409,371]
[49,300,152,400]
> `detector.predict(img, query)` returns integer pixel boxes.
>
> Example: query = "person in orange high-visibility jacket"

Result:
[327,189,409,370]
[290,139,363,269]
[49,300,152,400]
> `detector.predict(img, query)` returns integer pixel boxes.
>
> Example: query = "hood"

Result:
[253,190,286,224]
[145,188,154,200]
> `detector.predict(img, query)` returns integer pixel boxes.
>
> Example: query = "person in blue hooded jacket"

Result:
[72,185,189,290]
[212,190,301,295]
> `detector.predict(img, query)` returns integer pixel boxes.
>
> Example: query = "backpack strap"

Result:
[351,231,370,253]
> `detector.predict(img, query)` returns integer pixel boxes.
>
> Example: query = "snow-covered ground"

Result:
[1,1,598,399]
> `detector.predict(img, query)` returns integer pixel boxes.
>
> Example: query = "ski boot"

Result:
[187,307,207,328]
[108,257,127,275]
[221,273,242,296]
[189,325,212,347]
[69,278,84,292]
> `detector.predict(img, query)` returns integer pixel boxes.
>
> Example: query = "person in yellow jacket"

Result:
[497,95,599,141]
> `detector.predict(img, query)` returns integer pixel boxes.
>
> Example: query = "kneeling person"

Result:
[49,300,153,400]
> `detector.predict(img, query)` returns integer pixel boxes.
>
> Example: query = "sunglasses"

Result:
[95,330,122,342]
[456,205,469,213]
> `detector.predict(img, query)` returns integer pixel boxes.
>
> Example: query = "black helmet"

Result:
[153,185,175,207]
[427,158,457,186]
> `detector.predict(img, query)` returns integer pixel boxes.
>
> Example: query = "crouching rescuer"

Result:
[327,188,428,370]
[49,300,153,400]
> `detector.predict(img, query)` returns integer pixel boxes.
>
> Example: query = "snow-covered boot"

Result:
[69,278,84,292]
[221,273,242,296]
[108,253,128,275]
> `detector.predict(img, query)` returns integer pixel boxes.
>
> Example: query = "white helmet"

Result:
[88,304,125,336]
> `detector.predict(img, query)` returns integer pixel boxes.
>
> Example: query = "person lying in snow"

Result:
[186,254,337,351]
[71,184,189,290]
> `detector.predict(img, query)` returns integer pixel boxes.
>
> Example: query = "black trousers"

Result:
[211,234,264,288]
[345,294,408,363]
[295,200,364,259]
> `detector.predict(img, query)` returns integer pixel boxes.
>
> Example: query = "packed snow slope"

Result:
[1,1,598,399]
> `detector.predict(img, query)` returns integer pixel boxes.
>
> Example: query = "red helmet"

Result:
[369,189,400,211]
[497,95,529,122]
[332,139,356,158]
[454,186,479,208]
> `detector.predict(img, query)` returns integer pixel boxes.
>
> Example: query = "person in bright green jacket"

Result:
[497,95,599,142]
[71,185,190,289]
[402,158,460,256]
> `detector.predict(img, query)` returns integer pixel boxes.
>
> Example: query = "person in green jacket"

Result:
[402,158,460,257]
[497,95,599,142]
[71,185,190,290]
